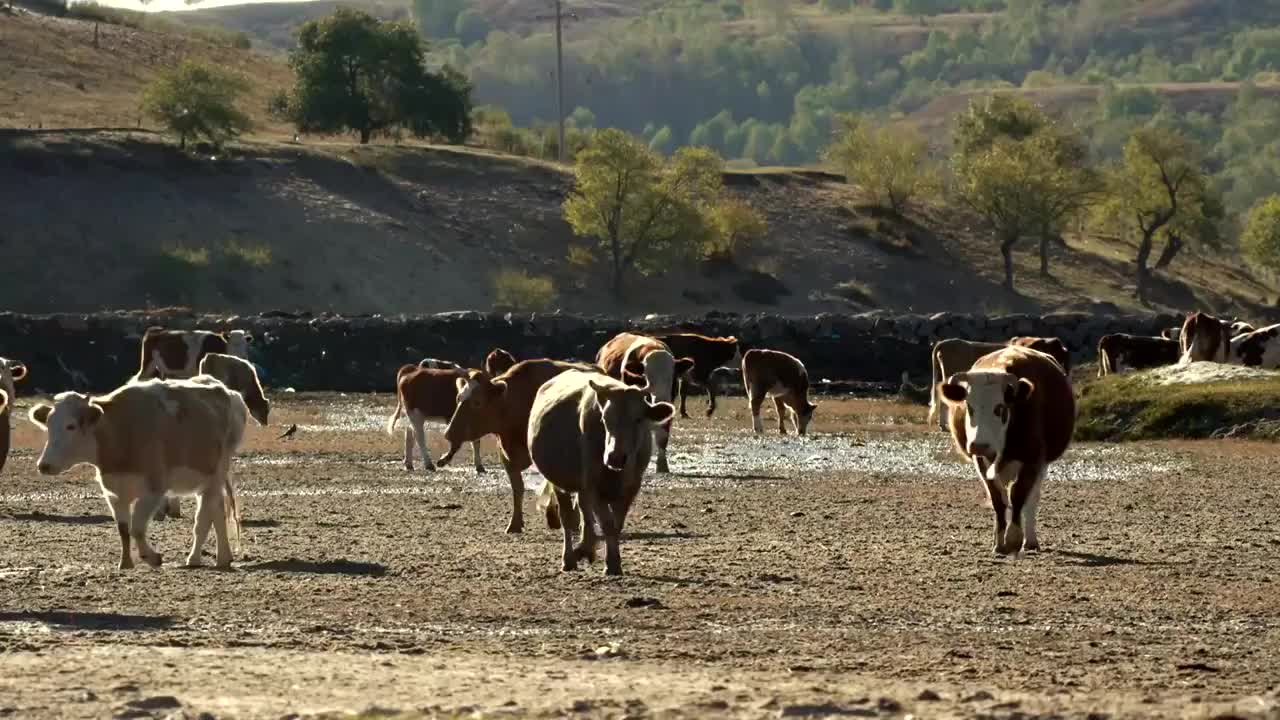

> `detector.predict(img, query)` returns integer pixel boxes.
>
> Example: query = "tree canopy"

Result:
[275,8,473,144]
[141,60,251,150]
[1241,195,1280,277]
[825,113,939,215]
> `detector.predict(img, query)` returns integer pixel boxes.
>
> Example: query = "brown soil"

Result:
[1,394,1278,719]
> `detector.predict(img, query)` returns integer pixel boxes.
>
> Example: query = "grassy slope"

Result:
[1,7,1277,317]
[1077,372,1280,441]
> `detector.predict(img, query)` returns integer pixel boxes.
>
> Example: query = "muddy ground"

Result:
[0,393,1278,719]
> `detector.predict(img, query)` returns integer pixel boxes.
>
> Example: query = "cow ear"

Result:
[622,368,647,385]
[492,379,508,396]
[644,400,675,425]
[456,378,468,393]
[83,404,105,427]
[588,379,615,401]
[8,362,27,381]
[29,404,52,429]
[675,357,695,376]
[0,390,8,415]
[1009,378,1035,404]
[940,383,967,404]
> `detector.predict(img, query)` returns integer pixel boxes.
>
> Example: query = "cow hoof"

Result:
[1023,542,1041,553]
[679,412,691,420]
[561,561,579,572]
[141,552,162,568]
[214,559,233,570]
[404,463,414,472]
[422,465,436,475]
[505,520,524,534]
[705,408,715,418]
[184,556,203,568]
[655,460,670,474]
[604,564,622,577]
[475,466,487,475]
[118,559,134,571]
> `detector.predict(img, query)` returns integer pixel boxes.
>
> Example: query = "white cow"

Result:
[28,378,249,570]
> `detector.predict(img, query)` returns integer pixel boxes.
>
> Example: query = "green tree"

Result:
[1240,195,1280,278]
[276,8,472,144]
[563,129,722,299]
[952,136,1046,290]
[895,0,940,20]
[1020,124,1102,276]
[141,60,250,151]
[1097,127,1215,301]
[825,113,939,215]
[952,93,1049,160]
[705,197,768,261]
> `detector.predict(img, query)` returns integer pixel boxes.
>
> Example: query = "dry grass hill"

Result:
[2,5,1277,318]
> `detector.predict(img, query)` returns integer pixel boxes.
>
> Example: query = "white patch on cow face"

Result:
[641,351,676,404]
[225,330,251,359]
[940,371,1033,466]
[30,393,103,475]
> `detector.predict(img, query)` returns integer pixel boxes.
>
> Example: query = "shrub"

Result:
[704,197,768,261]
[1241,195,1280,276]
[492,269,558,311]
[1076,371,1280,441]
[141,60,251,150]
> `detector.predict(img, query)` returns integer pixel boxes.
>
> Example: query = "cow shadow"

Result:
[1051,549,1175,567]
[0,610,176,631]
[240,519,281,528]
[239,558,387,576]
[7,512,112,525]
[626,530,699,541]
[672,472,786,482]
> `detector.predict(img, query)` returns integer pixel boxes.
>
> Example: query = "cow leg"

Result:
[503,457,525,534]
[403,426,415,472]
[130,493,165,568]
[555,489,579,571]
[975,458,1009,556]
[748,389,765,433]
[1007,462,1045,555]
[705,380,717,417]
[1021,467,1046,553]
[653,422,671,474]
[152,495,180,521]
[572,488,600,565]
[471,440,486,474]
[677,377,690,419]
[774,396,788,435]
[106,493,134,570]
[592,494,623,576]
[186,489,217,567]
[209,489,234,569]
[989,460,1023,556]
[409,412,435,474]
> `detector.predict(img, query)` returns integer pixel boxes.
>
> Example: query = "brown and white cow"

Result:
[28,378,248,569]
[939,345,1074,556]
[927,337,1069,429]
[437,358,599,533]
[153,353,271,521]
[650,333,741,418]
[484,348,518,377]
[1,357,29,474]
[134,327,253,381]
[387,364,484,474]
[742,348,817,435]
[596,332,693,474]
[1179,311,1234,364]
[527,370,675,576]
[1096,334,1180,377]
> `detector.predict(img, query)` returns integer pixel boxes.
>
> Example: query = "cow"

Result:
[28,378,249,570]
[927,337,1069,430]
[1,357,29,474]
[419,357,462,371]
[387,364,484,475]
[939,345,1074,556]
[1097,334,1180,377]
[742,348,818,435]
[650,333,741,418]
[1225,323,1280,368]
[527,370,675,576]
[1179,311,1234,364]
[437,358,600,533]
[134,327,253,381]
[153,353,271,521]
[596,333,693,474]
[484,348,518,377]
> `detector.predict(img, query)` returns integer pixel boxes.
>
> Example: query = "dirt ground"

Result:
[1,393,1278,719]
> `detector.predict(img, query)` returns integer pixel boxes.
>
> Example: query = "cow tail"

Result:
[537,481,562,530]
[1098,341,1111,378]
[926,347,940,426]
[223,468,242,551]
[386,392,404,437]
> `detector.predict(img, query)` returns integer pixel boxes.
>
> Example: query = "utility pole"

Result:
[554,0,565,163]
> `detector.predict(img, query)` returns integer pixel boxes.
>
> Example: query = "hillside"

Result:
[1,128,1274,319]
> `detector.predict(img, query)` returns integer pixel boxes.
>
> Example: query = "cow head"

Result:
[440,371,506,462]
[28,392,104,475]
[588,379,674,472]
[939,371,1034,464]
[225,330,253,359]
[794,398,818,436]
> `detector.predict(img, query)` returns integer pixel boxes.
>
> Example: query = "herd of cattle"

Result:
[0,309,1273,575]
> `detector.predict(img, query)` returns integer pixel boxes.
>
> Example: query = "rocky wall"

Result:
[0,309,1183,395]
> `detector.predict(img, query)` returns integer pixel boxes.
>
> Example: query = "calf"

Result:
[134,327,253,381]
[1097,334,1179,377]
[387,364,484,474]
[742,349,817,435]
[0,357,29,474]
[651,333,740,418]
[596,332,693,474]
[928,337,1069,430]
[527,370,675,576]
[484,348,518,376]
[154,353,271,521]
[28,378,248,569]
[939,345,1074,556]
[438,359,598,533]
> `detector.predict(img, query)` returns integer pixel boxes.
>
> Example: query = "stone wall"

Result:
[0,309,1183,395]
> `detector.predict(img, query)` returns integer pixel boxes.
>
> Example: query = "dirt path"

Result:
[1,395,1278,719]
